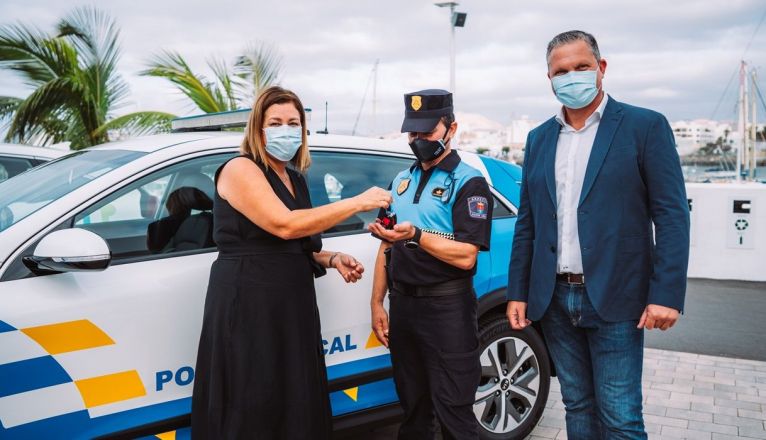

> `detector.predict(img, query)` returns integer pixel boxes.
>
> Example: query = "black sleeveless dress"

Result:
[191,156,332,439]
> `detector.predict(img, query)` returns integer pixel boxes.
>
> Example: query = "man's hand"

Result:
[333,253,364,283]
[506,301,531,330]
[368,220,415,243]
[638,304,679,331]
[371,303,390,348]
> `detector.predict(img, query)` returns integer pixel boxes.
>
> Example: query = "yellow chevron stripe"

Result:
[21,319,114,355]
[156,431,176,440]
[74,370,146,408]
[343,387,359,401]
[365,331,383,349]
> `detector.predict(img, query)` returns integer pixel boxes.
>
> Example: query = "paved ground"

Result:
[644,279,766,361]
[349,348,766,439]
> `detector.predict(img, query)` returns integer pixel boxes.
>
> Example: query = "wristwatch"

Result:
[404,226,422,249]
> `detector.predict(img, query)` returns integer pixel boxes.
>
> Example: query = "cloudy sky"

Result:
[1,0,765,137]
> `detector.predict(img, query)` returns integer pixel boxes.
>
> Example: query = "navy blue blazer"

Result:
[506,97,690,322]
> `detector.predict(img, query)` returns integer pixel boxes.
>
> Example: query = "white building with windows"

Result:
[671,119,733,156]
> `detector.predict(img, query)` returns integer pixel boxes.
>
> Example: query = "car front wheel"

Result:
[474,316,551,439]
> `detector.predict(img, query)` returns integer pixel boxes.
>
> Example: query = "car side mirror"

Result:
[22,229,112,275]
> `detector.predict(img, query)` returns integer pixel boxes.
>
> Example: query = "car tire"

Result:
[474,315,551,440]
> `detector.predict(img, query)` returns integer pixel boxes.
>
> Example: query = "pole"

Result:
[449,3,456,93]
[751,69,758,180]
[737,61,745,182]
[373,59,379,136]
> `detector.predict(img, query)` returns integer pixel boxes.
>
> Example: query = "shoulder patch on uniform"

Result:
[467,196,489,219]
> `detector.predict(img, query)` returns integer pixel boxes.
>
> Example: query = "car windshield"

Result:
[0,149,145,233]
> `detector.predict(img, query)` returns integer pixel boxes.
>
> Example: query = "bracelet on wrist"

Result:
[328,252,339,268]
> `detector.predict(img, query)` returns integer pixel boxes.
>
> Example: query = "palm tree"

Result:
[141,41,282,113]
[0,7,175,149]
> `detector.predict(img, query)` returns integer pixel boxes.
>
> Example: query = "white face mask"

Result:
[263,125,302,161]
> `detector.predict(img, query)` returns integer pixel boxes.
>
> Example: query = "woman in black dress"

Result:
[191,86,391,439]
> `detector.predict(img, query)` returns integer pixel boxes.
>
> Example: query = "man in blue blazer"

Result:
[506,31,689,439]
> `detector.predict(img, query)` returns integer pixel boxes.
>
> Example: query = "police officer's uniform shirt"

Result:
[381,150,493,286]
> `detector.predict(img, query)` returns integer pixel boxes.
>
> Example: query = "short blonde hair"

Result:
[240,86,311,172]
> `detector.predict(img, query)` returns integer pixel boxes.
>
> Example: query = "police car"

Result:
[0,143,66,184]
[0,111,551,440]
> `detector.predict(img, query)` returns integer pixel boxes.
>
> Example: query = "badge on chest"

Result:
[397,178,410,195]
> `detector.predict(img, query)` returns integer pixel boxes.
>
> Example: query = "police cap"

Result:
[401,89,453,133]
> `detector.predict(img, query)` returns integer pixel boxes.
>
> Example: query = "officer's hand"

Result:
[368,221,415,242]
[333,253,364,283]
[638,304,679,331]
[354,187,392,212]
[371,303,390,348]
[506,301,531,330]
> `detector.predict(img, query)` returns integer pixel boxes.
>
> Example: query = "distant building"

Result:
[671,119,732,156]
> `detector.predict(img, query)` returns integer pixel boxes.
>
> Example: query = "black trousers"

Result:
[388,289,481,440]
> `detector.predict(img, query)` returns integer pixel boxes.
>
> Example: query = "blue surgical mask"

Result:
[551,69,599,109]
[263,125,303,161]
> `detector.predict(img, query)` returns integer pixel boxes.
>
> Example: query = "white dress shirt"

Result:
[554,94,609,274]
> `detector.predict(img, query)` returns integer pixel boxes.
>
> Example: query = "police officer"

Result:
[368,89,492,440]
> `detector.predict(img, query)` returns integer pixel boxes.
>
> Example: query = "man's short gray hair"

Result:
[546,30,601,65]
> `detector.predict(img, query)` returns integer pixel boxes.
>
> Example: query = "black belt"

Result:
[556,273,585,285]
[392,278,473,297]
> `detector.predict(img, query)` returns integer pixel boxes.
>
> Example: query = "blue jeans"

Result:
[541,281,647,440]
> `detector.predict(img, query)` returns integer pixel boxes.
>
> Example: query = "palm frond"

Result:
[141,50,226,113]
[7,77,81,143]
[93,111,175,139]
[0,24,79,86]
[208,56,238,110]
[234,41,282,102]
[0,96,22,119]
[57,6,128,121]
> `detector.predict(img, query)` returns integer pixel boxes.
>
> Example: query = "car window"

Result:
[306,151,413,235]
[74,153,236,261]
[0,156,34,183]
[0,150,144,233]
[492,194,516,218]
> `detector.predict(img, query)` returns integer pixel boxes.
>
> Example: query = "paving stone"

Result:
[665,408,713,422]
[528,425,560,438]
[693,387,737,400]
[660,425,712,439]
[714,383,759,395]
[691,402,738,416]
[714,413,765,428]
[643,413,689,428]
[738,408,766,420]
[687,420,739,435]
[670,391,715,405]
[714,398,762,411]
[643,403,668,416]
[646,396,691,410]
[738,426,766,439]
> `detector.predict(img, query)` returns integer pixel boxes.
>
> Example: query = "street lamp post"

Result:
[434,2,467,93]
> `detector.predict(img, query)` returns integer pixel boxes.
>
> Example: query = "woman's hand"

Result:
[332,253,365,283]
[353,187,392,212]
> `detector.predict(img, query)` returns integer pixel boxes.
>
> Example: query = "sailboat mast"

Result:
[372,59,379,137]
[737,61,746,182]
[751,69,758,180]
